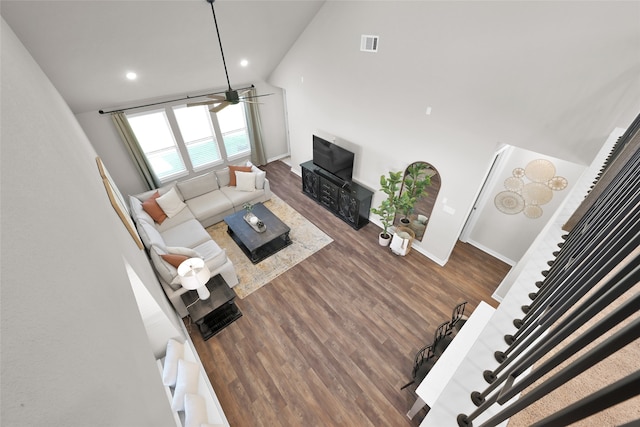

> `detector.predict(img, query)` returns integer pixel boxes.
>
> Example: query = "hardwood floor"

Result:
[186,160,511,426]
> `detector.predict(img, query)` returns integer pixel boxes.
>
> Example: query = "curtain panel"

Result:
[111,112,160,190]
[245,88,267,166]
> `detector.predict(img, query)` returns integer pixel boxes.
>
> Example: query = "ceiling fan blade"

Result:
[187,101,216,107]
[210,101,229,113]
[240,93,274,101]
[206,94,226,101]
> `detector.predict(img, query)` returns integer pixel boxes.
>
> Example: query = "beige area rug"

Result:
[206,195,333,298]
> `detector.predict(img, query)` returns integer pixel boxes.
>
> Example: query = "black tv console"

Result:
[300,160,373,230]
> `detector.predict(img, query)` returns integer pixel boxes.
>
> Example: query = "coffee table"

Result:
[180,274,242,340]
[224,202,292,264]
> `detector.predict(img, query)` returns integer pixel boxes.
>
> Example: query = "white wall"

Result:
[464,146,586,263]
[76,80,291,198]
[268,1,640,264]
[1,19,177,426]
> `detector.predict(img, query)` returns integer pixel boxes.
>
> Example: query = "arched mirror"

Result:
[394,161,441,241]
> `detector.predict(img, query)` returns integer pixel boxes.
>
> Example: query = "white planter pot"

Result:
[379,233,391,246]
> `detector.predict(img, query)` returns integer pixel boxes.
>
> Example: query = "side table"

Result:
[180,274,242,340]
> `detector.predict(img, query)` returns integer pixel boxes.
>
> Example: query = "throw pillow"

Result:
[156,187,187,218]
[246,161,266,189]
[228,165,252,186]
[184,394,208,427]
[171,359,199,411]
[141,191,167,224]
[162,339,184,387]
[161,253,189,268]
[235,171,256,192]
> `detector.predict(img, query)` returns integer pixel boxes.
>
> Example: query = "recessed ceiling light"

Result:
[126,72,137,80]
[240,59,249,67]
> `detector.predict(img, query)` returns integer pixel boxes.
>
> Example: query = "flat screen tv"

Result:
[312,135,355,183]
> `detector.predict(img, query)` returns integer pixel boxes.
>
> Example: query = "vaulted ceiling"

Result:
[1,0,324,114]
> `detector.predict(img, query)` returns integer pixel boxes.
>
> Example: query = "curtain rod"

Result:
[98,84,255,115]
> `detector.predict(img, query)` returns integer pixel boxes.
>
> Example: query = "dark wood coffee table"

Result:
[180,274,242,340]
[224,202,292,264]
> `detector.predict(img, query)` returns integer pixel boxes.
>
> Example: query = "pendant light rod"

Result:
[208,0,232,92]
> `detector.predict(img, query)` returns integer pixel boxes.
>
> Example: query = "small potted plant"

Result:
[371,171,403,246]
[242,202,260,226]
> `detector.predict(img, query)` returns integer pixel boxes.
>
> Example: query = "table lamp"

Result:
[177,257,211,300]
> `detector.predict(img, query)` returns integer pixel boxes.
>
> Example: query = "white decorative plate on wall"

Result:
[495,191,525,214]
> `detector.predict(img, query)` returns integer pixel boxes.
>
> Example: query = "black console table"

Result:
[181,274,242,340]
[300,160,373,230]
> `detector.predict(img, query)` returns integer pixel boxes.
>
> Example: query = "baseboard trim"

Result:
[466,239,515,266]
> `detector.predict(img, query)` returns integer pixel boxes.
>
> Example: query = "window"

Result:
[126,102,251,182]
[127,110,186,181]
[217,103,250,158]
[173,105,221,169]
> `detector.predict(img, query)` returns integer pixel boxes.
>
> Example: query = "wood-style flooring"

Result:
[186,160,511,426]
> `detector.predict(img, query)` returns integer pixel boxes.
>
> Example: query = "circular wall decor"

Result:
[525,159,556,183]
[495,191,525,214]
[548,176,568,191]
[513,167,525,178]
[522,182,554,205]
[524,204,543,219]
[504,176,524,193]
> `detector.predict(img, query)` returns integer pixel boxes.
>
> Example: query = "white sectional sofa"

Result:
[129,164,271,317]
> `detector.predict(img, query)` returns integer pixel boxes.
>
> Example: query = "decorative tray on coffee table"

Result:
[243,213,266,233]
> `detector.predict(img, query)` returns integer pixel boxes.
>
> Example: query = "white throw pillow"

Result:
[156,187,187,218]
[162,339,184,387]
[235,171,256,192]
[171,359,199,411]
[184,394,208,427]
[246,161,266,190]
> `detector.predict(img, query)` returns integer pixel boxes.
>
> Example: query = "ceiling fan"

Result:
[188,0,269,113]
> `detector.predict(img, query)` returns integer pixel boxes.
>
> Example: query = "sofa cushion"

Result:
[236,171,256,192]
[185,190,234,223]
[129,195,154,225]
[192,240,227,271]
[220,186,264,207]
[139,220,167,249]
[156,187,187,218]
[247,161,267,190]
[154,204,196,232]
[228,165,252,186]
[177,171,219,200]
[150,245,200,289]
[142,191,168,224]
[161,219,211,249]
[214,168,231,188]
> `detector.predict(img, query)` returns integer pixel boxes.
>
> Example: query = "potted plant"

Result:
[396,162,432,225]
[371,171,403,246]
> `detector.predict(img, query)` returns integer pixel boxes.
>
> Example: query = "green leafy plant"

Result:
[242,202,253,213]
[396,163,431,221]
[371,171,403,238]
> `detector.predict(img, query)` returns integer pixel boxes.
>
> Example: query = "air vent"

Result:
[360,35,379,52]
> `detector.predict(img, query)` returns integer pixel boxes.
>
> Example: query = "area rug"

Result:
[206,195,333,298]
